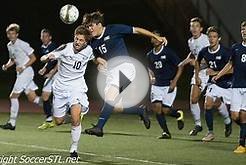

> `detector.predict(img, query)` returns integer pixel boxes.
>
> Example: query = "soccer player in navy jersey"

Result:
[195,26,232,142]
[38,28,58,129]
[147,31,184,139]
[82,11,167,137]
[213,21,246,153]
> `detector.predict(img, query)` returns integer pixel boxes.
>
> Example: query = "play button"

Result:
[96,56,150,108]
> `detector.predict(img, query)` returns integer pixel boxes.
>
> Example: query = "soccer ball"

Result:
[59,4,79,24]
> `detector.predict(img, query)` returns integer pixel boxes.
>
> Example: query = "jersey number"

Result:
[241,54,246,63]
[99,44,107,54]
[73,61,82,70]
[154,61,163,69]
[208,61,217,69]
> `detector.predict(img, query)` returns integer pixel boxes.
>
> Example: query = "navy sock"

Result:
[123,107,144,116]
[96,102,114,129]
[239,123,246,147]
[169,107,180,118]
[43,100,52,119]
[205,109,214,132]
[156,113,169,133]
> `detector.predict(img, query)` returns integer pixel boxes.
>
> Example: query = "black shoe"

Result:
[0,123,16,130]
[85,124,103,137]
[225,121,232,137]
[158,132,171,139]
[177,110,184,130]
[189,125,203,136]
[70,151,79,158]
[139,106,151,129]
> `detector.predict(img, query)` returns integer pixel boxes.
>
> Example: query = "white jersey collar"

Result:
[208,44,220,54]
[153,45,164,55]
[96,27,106,40]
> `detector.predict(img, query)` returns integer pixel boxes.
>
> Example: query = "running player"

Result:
[0,23,40,130]
[213,21,246,153]
[82,11,167,137]
[147,30,184,139]
[179,17,209,135]
[40,25,97,158]
[195,26,232,142]
[38,28,57,129]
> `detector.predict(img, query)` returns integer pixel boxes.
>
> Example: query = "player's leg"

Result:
[69,104,82,158]
[25,80,41,105]
[234,110,246,153]
[0,92,21,130]
[189,84,203,136]
[202,95,215,142]
[230,88,241,126]
[85,85,118,137]
[153,102,171,139]
[161,87,184,130]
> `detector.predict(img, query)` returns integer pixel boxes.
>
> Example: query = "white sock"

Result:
[46,116,53,122]
[8,98,19,126]
[33,96,40,104]
[70,124,81,153]
[218,103,231,125]
[190,103,201,126]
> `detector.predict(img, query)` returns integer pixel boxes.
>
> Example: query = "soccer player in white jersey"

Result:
[180,17,209,135]
[0,23,40,130]
[41,25,98,158]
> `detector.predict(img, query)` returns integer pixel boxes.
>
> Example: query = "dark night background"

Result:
[0,0,201,101]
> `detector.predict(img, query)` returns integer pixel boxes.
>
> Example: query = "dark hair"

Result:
[74,25,92,42]
[206,26,221,37]
[241,21,246,27]
[82,11,104,26]
[41,28,52,36]
[190,17,203,27]
[6,23,20,33]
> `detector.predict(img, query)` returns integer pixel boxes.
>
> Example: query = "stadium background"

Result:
[0,0,245,105]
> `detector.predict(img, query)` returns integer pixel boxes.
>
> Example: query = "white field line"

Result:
[0,141,175,165]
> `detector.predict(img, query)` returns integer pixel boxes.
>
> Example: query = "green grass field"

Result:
[0,113,245,165]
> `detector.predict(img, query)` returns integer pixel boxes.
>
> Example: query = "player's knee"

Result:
[191,97,199,104]
[152,103,162,114]
[54,117,64,125]
[204,102,213,110]
[231,112,239,122]
[71,119,80,127]
[42,92,50,101]
[162,107,170,115]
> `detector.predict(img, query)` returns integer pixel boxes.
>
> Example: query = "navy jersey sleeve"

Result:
[110,24,133,35]
[166,48,181,66]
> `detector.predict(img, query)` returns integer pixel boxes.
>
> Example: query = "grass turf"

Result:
[0,113,245,165]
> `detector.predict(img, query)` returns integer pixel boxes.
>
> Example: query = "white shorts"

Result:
[191,69,209,92]
[52,89,89,118]
[205,84,232,105]
[12,67,38,94]
[150,85,177,107]
[42,73,58,92]
[230,88,246,112]
[105,62,136,93]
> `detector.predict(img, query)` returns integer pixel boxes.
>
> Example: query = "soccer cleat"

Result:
[177,110,184,130]
[85,124,104,137]
[0,123,16,130]
[70,151,79,158]
[189,125,203,136]
[224,121,232,137]
[202,132,215,142]
[158,132,172,139]
[233,145,246,154]
[38,121,55,130]
[139,106,151,129]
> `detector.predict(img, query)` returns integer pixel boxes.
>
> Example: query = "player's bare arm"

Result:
[40,53,56,62]
[2,58,15,71]
[44,64,58,78]
[148,68,155,84]
[194,60,201,86]
[212,61,233,82]
[169,65,184,93]
[16,53,36,73]
[133,27,168,46]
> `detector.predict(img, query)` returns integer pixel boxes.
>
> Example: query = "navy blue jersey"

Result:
[231,43,246,88]
[40,42,57,71]
[198,45,232,88]
[147,46,181,86]
[90,24,133,60]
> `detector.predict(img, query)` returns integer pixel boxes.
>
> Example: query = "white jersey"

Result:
[7,38,34,67]
[188,33,209,58]
[52,43,94,92]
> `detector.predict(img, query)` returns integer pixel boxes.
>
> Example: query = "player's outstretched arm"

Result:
[133,27,168,46]
[2,58,15,71]
[212,61,233,82]
[40,53,56,62]
[194,60,201,86]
